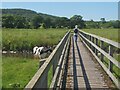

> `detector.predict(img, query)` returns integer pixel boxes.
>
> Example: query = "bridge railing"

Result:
[25,31,70,89]
[79,30,120,89]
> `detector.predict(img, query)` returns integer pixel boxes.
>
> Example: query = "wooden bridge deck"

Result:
[25,31,119,89]
[63,36,113,89]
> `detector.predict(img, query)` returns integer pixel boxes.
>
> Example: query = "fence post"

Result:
[90,36,92,49]
[92,37,95,52]
[95,38,98,56]
[108,45,113,72]
[39,59,46,68]
[100,41,104,62]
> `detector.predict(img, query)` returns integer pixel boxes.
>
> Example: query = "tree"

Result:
[100,18,106,23]
[2,15,30,28]
[111,20,120,28]
[70,15,85,29]
[32,15,43,29]
[85,20,100,29]
[54,17,70,28]
[2,15,15,28]
[14,16,29,28]
[43,17,52,28]
[60,17,70,28]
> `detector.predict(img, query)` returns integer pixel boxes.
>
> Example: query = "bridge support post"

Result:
[90,36,92,48]
[92,37,95,52]
[100,41,104,62]
[90,36,92,49]
[39,59,46,68]
[95,38,98,56]
[108,45,113,72]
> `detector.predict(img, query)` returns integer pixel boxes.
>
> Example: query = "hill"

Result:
[2,8,60,21]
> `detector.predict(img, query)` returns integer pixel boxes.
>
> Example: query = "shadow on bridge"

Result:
[73,37,79,90]
[75,38,91,90]
[62,36,91,89]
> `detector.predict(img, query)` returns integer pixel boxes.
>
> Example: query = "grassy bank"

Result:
[82,29,119,42]
[2,56,39,89]
[2,28,68,51]
[2,28,68,89]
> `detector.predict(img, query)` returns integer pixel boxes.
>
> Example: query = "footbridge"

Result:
[25,30,120,89]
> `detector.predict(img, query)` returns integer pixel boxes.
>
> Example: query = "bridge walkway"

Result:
[25,32,117,89]
[62,36,114,89]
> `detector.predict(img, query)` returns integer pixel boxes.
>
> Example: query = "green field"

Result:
[2,29,68,89]
[2,56,39,89]
[82,29,119,42]
[2,28,120,88]
[2,29,68,51]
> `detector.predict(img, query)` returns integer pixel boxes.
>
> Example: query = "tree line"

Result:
[2,9,120,29]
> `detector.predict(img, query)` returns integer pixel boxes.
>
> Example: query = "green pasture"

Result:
[2,56,39,89]
[2,28,68,51]
[2,28,120,89]
[2,28,68,89]
[82,29,119,42]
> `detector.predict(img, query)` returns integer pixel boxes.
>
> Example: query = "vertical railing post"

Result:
[90,36,92,49]
[39,59,46,68]
[84,33,87,44]
[92,37,95,52]
[100,41,104,62]
[108,45,113,72]
[95,38,98,56]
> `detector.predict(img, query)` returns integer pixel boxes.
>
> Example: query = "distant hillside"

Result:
[2,8,60,20]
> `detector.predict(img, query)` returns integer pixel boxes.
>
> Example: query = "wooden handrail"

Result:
[79,30,120,89]
[79,30,120,48]
[24,30,70,89]
[50,32,70,88]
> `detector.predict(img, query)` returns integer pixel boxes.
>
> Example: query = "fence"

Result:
[79,30,120,89]
[25,30,71,89]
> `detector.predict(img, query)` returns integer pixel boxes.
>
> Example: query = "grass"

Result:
[82,29,119,42]
[2,56,39,89]
[2,28,119,88]
[48,66,53,87]
[103,54,120,81]
[0,56,2,89]
[2,28,68,89]
[2,28,68,51]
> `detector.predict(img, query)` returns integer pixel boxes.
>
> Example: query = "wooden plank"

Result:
[76,37,108,89]
[64,36,110,89]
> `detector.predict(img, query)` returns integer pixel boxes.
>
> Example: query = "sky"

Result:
[2,2,118,21]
